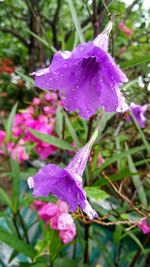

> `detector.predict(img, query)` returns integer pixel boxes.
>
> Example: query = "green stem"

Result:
[86,115,95,142]
[13,213,22,240]
[18,211,30,244]
[101,0,111,17]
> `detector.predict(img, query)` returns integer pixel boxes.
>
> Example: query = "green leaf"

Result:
[115,135,122,171]
[28,128,76,151]
[125,143,147,207]
[0,226,36,259]
[94,145,145,173]
[9,250,19,264]
[5,102,18,143]
[121,231,145,255]
[113,225,122,245]
[135,158,150,167]
[67,0,85,43]
[85,186,109,200]
[64,112,81,148]
[94,168,137,186]
[10,159,20,213]
[120,55,150,69]
[55,106,63,139]
[54,259,81,267]
[0,187,12,208]
[19,263,47,267]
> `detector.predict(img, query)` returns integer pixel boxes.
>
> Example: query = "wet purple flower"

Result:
[33,22,128,119]
[130,103,148,128]
[28,129,99,219]
[138,219,150,234]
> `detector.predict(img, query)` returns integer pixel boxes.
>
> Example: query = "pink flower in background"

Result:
[38,203,59,223]
[9,92,58,161]
[43,106,56,116]
[32,200,45,210]
[97,154,104,167]
[45,92,58,102]
[13,114,26,137]
[118,21,133,37]
[32,97,41,105]
[34,142,56,160]
[58,213,74,230]
[34,200,76,244]
[59,223,76,244]
[138,219,150,234]
[57,200,68,213]
[0,130,5,155]
[7,140,29,163]
[119,47,127,55]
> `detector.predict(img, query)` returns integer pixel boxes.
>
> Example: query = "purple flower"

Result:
[28,129,99,219]
[33,22,128,119]
[138,219,150,234]
[130,103,148,128]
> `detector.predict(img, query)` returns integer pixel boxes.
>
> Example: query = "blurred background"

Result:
[0,0,150,267]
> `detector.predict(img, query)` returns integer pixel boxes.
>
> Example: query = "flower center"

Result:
[76,56,99,87]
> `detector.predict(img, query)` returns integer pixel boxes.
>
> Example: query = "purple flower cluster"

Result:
[33,22,128,119]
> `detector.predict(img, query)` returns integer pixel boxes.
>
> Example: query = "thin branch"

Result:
[74,213,138,227]
[102,171,147,217]
[53,0,62,25]
[92,0,99,37]
[51,0,62,48]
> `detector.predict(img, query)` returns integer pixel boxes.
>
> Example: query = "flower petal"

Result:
[28,164,86,212]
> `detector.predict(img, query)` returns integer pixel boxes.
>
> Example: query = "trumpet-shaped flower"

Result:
[33,22,128,119]
[28,128,99,219]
